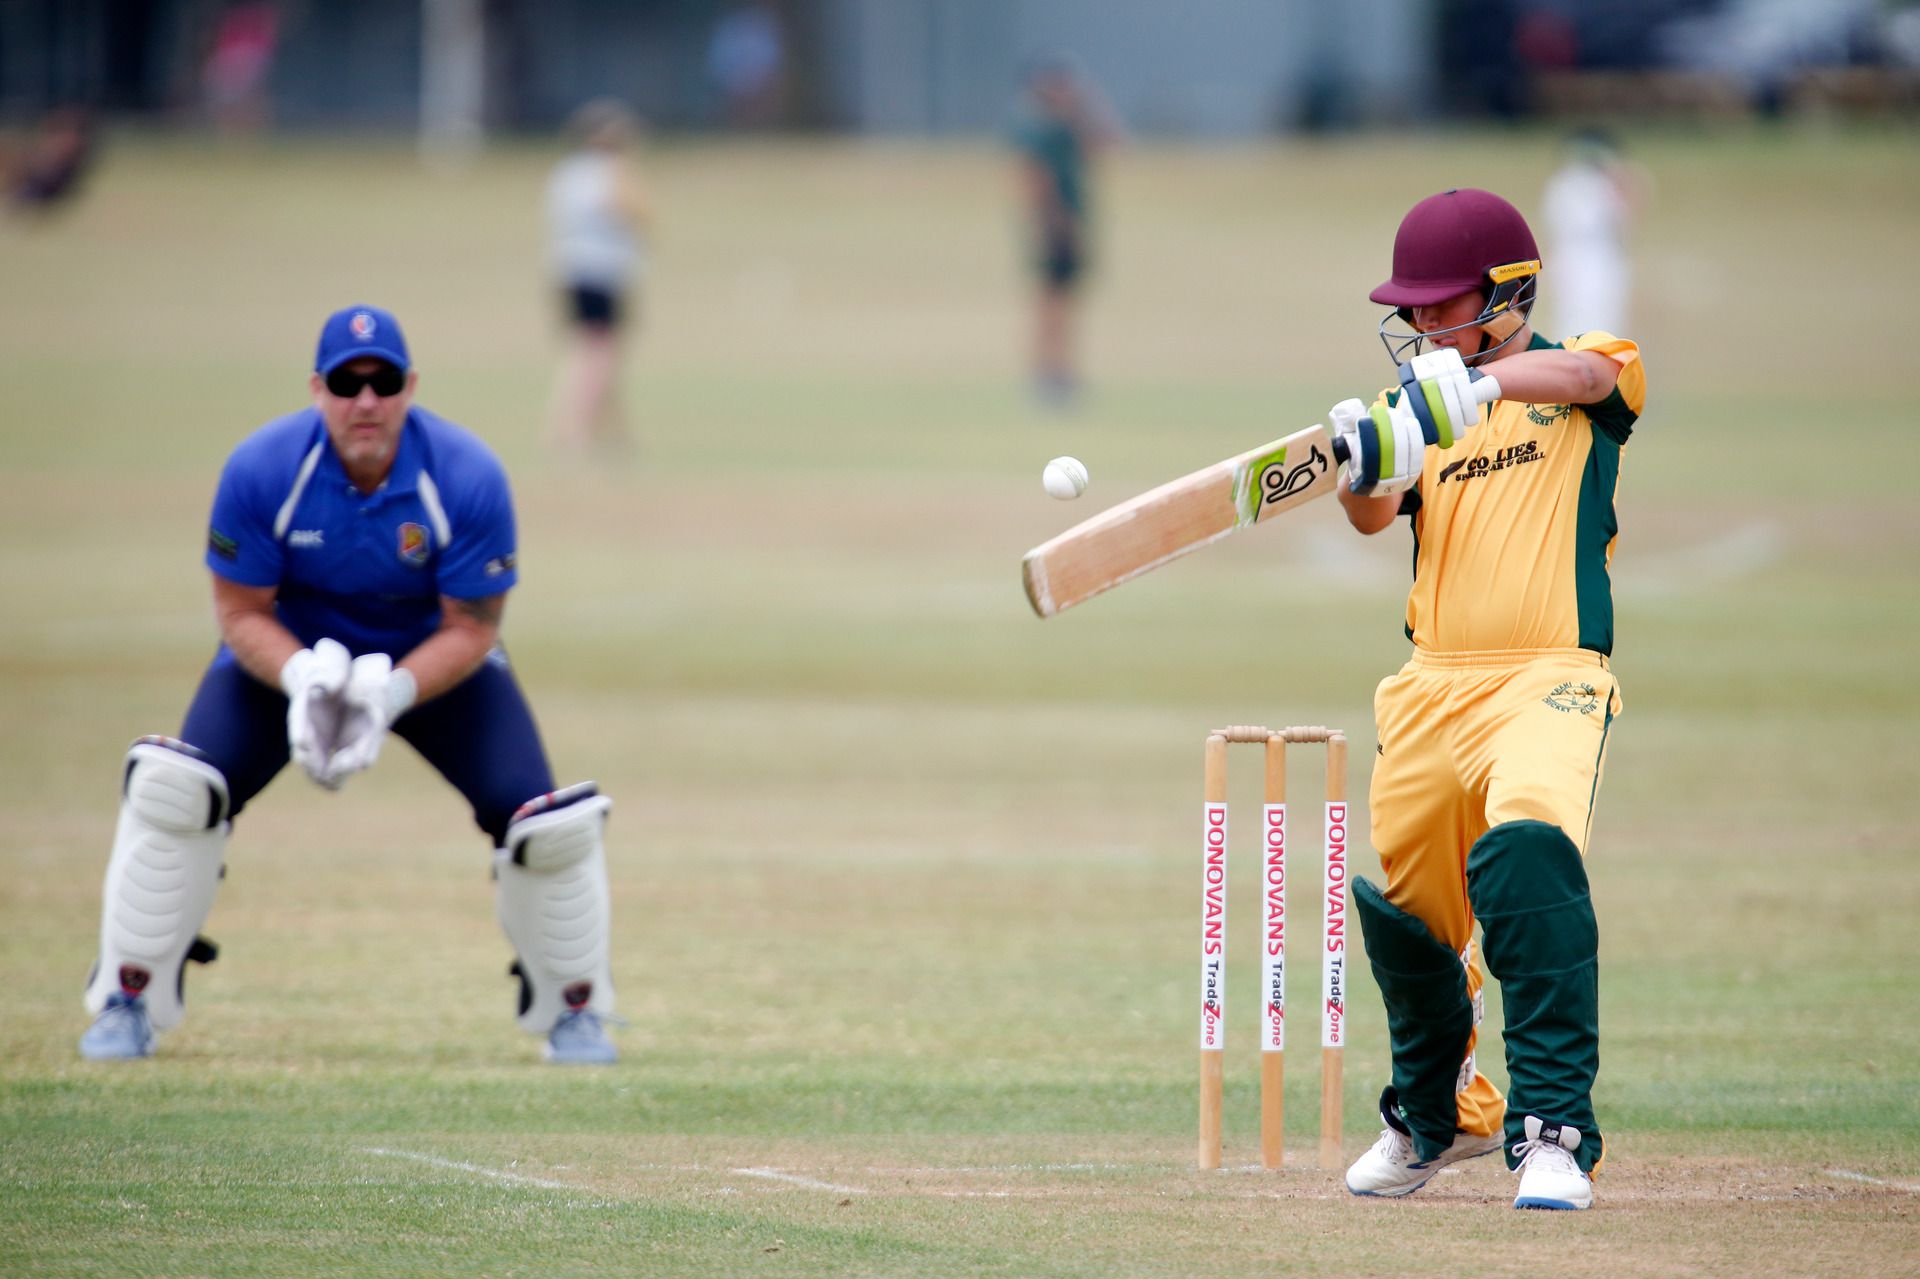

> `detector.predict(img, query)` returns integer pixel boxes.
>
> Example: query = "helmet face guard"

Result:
[1376,259,1540,366]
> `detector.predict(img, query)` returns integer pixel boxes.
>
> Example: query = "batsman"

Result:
[76,304,622,1066]
[1327,189,1645,1210]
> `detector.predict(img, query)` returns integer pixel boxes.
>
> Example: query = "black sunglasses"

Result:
[325,364,407,398]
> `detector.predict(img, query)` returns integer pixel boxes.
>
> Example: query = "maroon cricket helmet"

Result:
[1371,188,1542,364]
[1371,188,1538,308]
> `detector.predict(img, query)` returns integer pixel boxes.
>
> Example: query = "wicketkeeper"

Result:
[1327,189,1646,1210]
[78,304,621,1065]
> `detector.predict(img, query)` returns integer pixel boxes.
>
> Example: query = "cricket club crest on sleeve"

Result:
[397,522,431,568]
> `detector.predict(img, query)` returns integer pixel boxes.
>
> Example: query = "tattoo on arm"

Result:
[452,595,504,627]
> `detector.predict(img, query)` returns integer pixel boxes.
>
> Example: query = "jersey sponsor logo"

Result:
[208,528,239,560]
[397,522,430,567]
[288,529,324,548]
[1436,440,1543,484]
[1544,681,1601,714]
[484,552,516,577]
[350,311,377,339]
[1526,402,1572,426]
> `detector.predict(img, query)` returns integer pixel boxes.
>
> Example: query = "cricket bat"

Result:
[1021,377,1499,618]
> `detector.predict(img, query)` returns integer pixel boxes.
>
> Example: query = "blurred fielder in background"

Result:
[79,304,621,1066]
[199,0,279,138]
[1325,189,1645,1211]
[1011,55,1120,410]
[5,106,95,217]
[1540,128,1646,338]
[545,99,652,456]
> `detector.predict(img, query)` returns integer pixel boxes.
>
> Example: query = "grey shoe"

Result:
[79,992,154,1060]
[544,1008,617,1065]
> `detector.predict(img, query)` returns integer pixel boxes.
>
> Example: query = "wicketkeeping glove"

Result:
[321,653,417,787]
[281,638,352,790]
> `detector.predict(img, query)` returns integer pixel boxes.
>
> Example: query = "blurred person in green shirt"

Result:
[1011,57,1120,410]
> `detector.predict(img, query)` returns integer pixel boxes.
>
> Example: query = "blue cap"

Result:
[314,304,410,374]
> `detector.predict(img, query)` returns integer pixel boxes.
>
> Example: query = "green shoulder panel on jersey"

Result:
[1558,328,1640,442]
[1584,384,1636,445]
[1575,420,1622,656]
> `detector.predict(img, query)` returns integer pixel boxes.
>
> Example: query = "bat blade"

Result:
[1021,422,1343,618]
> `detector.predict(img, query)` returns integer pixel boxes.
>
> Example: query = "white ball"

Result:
[1042,455,1089,501]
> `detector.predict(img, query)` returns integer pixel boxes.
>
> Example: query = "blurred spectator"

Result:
[1539,128,1648,339]
[1010,56,1121,410]
[544,99,652,456]
[706,2,787,128]
[202,1,279,136]
[5,107,97,218]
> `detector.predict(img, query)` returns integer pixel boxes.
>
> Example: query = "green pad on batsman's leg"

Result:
[1467,819,1603,1173]
[1352,875,1474,1163]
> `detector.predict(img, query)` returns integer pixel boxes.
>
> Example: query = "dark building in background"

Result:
[1,0,1913,135]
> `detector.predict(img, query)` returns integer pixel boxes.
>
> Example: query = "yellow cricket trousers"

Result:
[1369,646,1621,1138]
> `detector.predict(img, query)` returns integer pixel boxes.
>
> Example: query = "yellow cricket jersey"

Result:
[1394,331,1646,655]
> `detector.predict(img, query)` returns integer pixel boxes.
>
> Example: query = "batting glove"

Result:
[1331,394,1430,496]
[1396,347,1486,449]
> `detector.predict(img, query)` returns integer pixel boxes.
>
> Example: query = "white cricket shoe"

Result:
[544,1008,618,1065]
[1345,1090,1504,1197]
[79,991,155,1060]
[1512,1116,1593,1210]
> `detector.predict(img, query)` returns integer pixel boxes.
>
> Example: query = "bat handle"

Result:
[1326,372,1502,466]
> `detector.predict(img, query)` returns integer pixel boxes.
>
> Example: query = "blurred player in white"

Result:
[1540,128,1645,339]
[545,99,651,455]
[78,305,622,1066]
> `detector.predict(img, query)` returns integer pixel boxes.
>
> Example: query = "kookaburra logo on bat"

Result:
[1259,444,1329,513]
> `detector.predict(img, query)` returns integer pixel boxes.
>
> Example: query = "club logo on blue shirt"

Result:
[351,311,377,339]
[397,522,430,567]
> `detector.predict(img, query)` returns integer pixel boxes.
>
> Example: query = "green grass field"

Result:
[2,125,1917,1277]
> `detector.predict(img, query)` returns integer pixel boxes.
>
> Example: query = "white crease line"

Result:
[1825,1168,1920,1192]
[859,1162,1136,1175]
[363,1146,585,1193]
[732,1167,866,1195]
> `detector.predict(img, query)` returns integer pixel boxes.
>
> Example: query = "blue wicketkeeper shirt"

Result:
[204,406,519,661]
